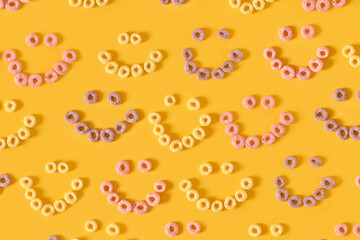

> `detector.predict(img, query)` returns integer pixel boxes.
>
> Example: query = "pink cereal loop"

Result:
[280,112,294,126]
[154,181,166,193]
[261,96,275,109]
[301,25,315,39]
[245,136,260,150]
[262,132,275,145]
[231,135,245,149]
[5,0,20,11]
[44,70,59,83]
[225,123,239,136]
[187,221,201,234]
[8,61,22,74]
[309,58,324,72]
[302,0,316,11]
[107,192,120,204]
[316,0,330,12]
[54,61,68,75]
[138,159,152,173]
[14,73,28,87]
[44,33,58,47]
[116,160,130,175]
[263,48,276,60]
[332,0,346,8]
[100,181,113,194]
[146,192,161,206]
[118,199,132,213]
[165,222,179,237]
[280,65,295,79]
[335,223,348,237]
[317,47,330,59]
[62,50,77,64]
[279,26,293,41]
[25,33,39,47]
[271,123,285,137]
[296,67,312,80]
[133,201,148,214]
[0,0,4,9]
[271,58,283,70]
[353,224,360,237]
[3,50,16,62]
[20,0,30,2]
[28,74,42,87]
[220,112,233,124]
[243,96,256,109]
[355,176,360,188]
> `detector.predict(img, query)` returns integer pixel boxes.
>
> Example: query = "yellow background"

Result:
[0,0,360,239]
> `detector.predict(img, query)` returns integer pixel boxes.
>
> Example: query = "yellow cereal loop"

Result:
[153,124,165,136]
[221,162,234,175]
[179,179,192,192]
[159,134,171,146]
[196,198,210,211]
[144,60,156,73]
[229,0,241,8]
[241,177,254,190]
[24,115,36,128]
[96,0,108,6]
[69,0,83,7]
[118,65,131,78]
[182,135,195,148]
[186,189,200,202]
[211,200,224,212]
[131,64,144,77]
[71,178,84,191]
[235,189,248,202]
[7,135,19,148]
[54,200,67,212]
[248,224,262,237]
[148,113,161,124]
[98,51,112,64]
[150,50,163,63]
[20,177,33,189]
[18,127,30,140]
[45,162,57,174]
[25,188,36,200]
[193,127,206,140]
[199,114,211,127]
[130,33,142,44]
[224,196,237,210]
[342,45,356,58]
[252,0,265,10]
[105,61,119,74]
[83,0,95,8]
[85,220,98,232]
[118,33,130,45]
[64,191,78,204]
[106,223,120,236]
[4,100,16,112]
[0,138,6,150]
[41,204,55,217]
[164,94,176,106]
[187,97,200,110]
[169,140,183,152]
[199,163,213,176]
[349,55,360,68]
[30,198,42,211]
[240,2,254,14]
[270,224,283,237]
[58,162,69,173]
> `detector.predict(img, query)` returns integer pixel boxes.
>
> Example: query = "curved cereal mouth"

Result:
[228,0,275,15]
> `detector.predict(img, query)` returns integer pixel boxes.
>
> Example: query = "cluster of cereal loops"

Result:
[0,174,12,189]
[45,161,70,174]
[0,0,30,11]
[199,162,235,175]
[229,0,275,15]
[0,100,36,150]
[159,0,185,5]
[342,45,360,70]
[83,220,121,236]
[302,0,346,12]
[179,177,254,212]
[148,97,211,152]
[334,223,360,237]
[68,0,108,8]
[65,91,139,143]
[19,174,84,216]
[183,29,244,81]
[248,224,284,237]
[164,221,201,237]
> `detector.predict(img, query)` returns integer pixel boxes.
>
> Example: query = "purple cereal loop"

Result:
[146,192,161,206]
[138,159,152,173]
[263,48,276,60]
[118,199,132,213]
[314,108,329,121]
[280,112,294,126]
[313,188,326,200]
[217,29,230,40]
[196,68,210,80]
[108,92,121,105]
[333,88,348,101]
[220,112,233,124]
[116,161,130,175]
[271,58,283,70]
[321,177,335,190]
[288,195,302,208]
[165,222,179,237]
[171,0,185,5]
[271,123,285,137]
[353,224,360,237]
[301,25,315,39]
[3,50,16,62]
[243,96,256,109]
[125,110,139,123]
[192,28,206,41]
[335,223,348,237]
[107,192,120,204]
[276,189,289,202]
[302,0,316,11]
[261,96,275,109]
[100,128,115,143]
[44,70,58,83]
[274,176,285,189]
[221,61,234,73]
[54,61,68,75]
[324,120,339,132]
[184,61,197,74]
[87,129,100,142]
[309,156,322,167]
[133,201,148,214]
[8,61,22,74]
[28,74,42,87]
[316,0,330,12]
[114,121,127,134]
[84,91,99,104]
[262,132,275,145]
[187,221,201,234]
[44,33,58,47]
[284,156,297,169]
[309,58,323,72]
[0,174,11,187]
[211,68,225,80]
[182,48,194,61]
[229,49,243,62]
[62,50,77,64]
[337,126,349,140]
[349,126,360,140]
[231,135,245,149]
[317,47,330,59]
[154,181,166,193]
[159,0,170,4]
[332,0,346,8]
[225,123,239,136]
[75,122,90,134]
[25,33,39,47]
[280,65,295,79]
[65,110,80,124]
[279,26,293,41]
[296,67,312,80]
[303,196,316,207]
[100,181,113,194]
[14,73,28,87]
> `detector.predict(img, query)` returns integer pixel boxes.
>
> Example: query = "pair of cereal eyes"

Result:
[164,95,201,110]
[335,223,360,237]
[333,88,360,102]
[192,28,230,41]
[284,156,322,169]
[199,162,235,175]
[248,224,284,237]
[84,91,122,106]
[84,220,120,235]
[25,33,58,48]
[279,25,316,41]
[118,33,142,45]
[115,159,152,175]
[164,221,201,237]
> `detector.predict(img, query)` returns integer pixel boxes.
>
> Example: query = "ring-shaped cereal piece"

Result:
[240,2,254,14]
[199,163,213,176]
[196,198,210,210]
[187,221,201,234]
[7,135,19,148]
[349,55,360,68]
[248,224,262,237]
[303,195,316,207]
[316,0,330,12]
[288,195,302,208]
[54,200,67,212]
[131,64,143,77]
[225,123,239,136]
[317,46,330,59]
[221,162,234,175]
[235,189,248,202]
[146,192,161,206]
[0,174,11,188]
[58,162,69,173]
[71,178,83,191]
[309,58,324,72]
[229,49,244,62]
[130,33,142,44]
[138,159,152,173]
[54,61,68,76]
[64,191,77,204]
[301,25,315,39]
[262,132,276,145]
[75,122,90,134]
[252,0,265,10]
[263,47,276,60]
[30,198,42,211]
[333,0,346,7]
[88,130,99,144]
[284,156,297,169]
[192,28,206,41]
[353,224,360,237]
[98,51,112,64]
[20,177,33,189]
[221,61,234,73]
[45,162,57,174]
[182,48,194,61]
[85,220,98,232]
[25,33,39,47]
[4,100,16,112]
[271,58,283,70]
[211,200,224,212]
[229,0,241,8]
[14,73,27,87]
[224,196,237,210]
[186,189,200,202]
[3,50,16,62]
[217,29,230,40]
[220,112,233,124]
[245,136,260,150]
[114,121,127,135]
[100,181,113,194]
[333,88,348,101]
[150,50,163,63]
[96,0,108,6]
[118,33,130,45]
[41,204,55,217]
[116,160,130,175]
[279,26,293,41]
[179,179,192,192]
[8,61,22,75]
[335,223,348,237]
[243,96,256,109]
[321,176,335,190]
[270,224,283,237]
[271,123,285,137]
[44,71,58,83]
[184,61,197,74]
[280,112,294,126]
[187,97,200,110]
[117,65,130,78]
[302,0,315,11]
[5,0,20,11]
[107,92,121,105]
[62,50,77,64]
[118,199,132,213]
[281,65,296,79]
[44,34,58,47]
[342,45,355,58]
[324,119,339,132]
[199,114,211,127]
[125,110,140,123]
[261,96,275,109]
[133,201,149,214]
[105,61,119,74]
[313,188,326,200]
[144,60,156,73]
[170,140,183,152]
[241,177,254,190]
[274,176,286,189]
[0,138,6,150]
[193,127,206,140]
[106,223,120,236]
[276,188,289,202]
[165,222,179,237]
[108,192,120,204]
[336,126,349,140]
[28,74,42,87]
[314,108,329,122]
[148,113,161,125]
[164,94,176,106]
[196,68,210,81]
[182,135,195,148]
[232,135,245,149]
[159,134,171,146]
[350,126,360,140]
[83,0,95,8]
[296,67,312,80]
[154,180,167,193]
[69,0,83,7]
[211,68,225,80]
